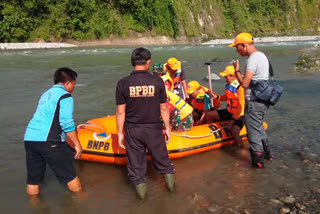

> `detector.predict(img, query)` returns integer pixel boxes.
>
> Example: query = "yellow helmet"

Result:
[229,32,254,47]
[166,57,181,70]
[219,65,235,76]
[187,81,200,94]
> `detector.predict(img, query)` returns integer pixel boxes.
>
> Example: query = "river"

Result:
[0,40,319,214]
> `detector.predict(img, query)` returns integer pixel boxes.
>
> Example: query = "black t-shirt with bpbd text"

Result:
[116,70,167,129]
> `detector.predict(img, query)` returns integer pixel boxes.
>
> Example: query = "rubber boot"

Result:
[163,174,175,192]
[249,147,264,168]
[135,183,147,200]
[262,139,273,160]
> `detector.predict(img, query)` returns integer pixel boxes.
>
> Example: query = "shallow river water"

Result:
[0,41,319,214]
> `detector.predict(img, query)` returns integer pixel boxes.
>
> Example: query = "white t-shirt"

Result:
[245,51,269,100]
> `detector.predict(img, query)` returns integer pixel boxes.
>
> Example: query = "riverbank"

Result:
[1,35,319,50]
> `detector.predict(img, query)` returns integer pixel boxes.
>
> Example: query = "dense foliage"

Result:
[0,0,319,42]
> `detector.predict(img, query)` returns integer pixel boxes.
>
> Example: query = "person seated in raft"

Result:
[186,81,221,125]
[163,57,189,100]
[153,64,194,132]
[205,65,245,147]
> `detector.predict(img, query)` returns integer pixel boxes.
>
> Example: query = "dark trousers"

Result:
[125,127,175,185]
[245,100,269,152]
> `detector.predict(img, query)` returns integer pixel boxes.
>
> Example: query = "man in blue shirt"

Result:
[24,67,83,195]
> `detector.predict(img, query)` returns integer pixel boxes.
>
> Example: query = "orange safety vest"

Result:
[191,86,221,111]
[164,63,182,89]
[192,86,207,111]
[219,80,244,119]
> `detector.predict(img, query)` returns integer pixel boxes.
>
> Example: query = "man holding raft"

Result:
[24,67,83,195]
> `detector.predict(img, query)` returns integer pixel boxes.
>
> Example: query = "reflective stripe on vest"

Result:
[160,73,174,91]
[225,80,242,116]
[172,69,182,89]
[167,90,193,119]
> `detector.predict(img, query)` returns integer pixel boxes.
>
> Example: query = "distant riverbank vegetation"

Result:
[1,0,319,42]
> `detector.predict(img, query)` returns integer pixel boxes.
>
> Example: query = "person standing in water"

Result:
[24,67,83,195]
[230,32,273,168]
[116,47,175,199]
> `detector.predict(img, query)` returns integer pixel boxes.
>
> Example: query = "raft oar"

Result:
[204,62,218,107]
[204,62,220,81]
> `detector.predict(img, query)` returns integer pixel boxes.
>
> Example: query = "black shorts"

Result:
[24,141,76,185]
[217,109,245,129]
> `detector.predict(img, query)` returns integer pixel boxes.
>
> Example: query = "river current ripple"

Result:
[0,41,319,213]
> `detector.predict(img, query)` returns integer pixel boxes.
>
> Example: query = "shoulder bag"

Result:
[250,59,283,106]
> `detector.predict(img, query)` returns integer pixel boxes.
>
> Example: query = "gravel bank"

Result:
[0,42,76,50]
[203,35,320,45]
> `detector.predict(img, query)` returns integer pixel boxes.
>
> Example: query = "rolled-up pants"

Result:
[125,126,175,185]
[245,100,269,152]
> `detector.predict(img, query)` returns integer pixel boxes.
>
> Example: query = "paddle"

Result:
[204,62,215,107]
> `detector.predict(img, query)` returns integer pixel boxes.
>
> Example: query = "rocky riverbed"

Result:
[188,160,320,214]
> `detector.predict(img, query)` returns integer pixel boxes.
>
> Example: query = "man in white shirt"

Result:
[230,32,273,168]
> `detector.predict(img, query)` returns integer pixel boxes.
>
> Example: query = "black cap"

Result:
[131,47,151,66]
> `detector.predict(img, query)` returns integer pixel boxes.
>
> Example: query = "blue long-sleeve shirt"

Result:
[24,84,76,142]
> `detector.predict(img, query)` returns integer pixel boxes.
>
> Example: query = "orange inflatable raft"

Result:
[67,115,268,165]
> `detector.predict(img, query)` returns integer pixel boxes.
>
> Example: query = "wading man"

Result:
[116,47,175,199]
[24,67,83,195]
[230,32,273,168]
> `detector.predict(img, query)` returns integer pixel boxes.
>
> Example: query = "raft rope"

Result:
[78,123,227,139]
[170,125,227,139]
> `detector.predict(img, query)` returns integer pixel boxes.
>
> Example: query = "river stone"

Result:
[279,195,296,204]
[295,203,306,210]
[289,209,297,214]
[227,208,240,214]
[303,159,312,164]
[311,186,320,194]
[298,211,309,214]
[279,207,291,214]
[242,209,251,214]
[206,73,221,80]
[270,199,284,206]
[207,203,222,213]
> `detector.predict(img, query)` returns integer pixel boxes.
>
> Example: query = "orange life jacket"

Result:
[164,63,182,89]
[219,80,244,119]
[191,86,221,111]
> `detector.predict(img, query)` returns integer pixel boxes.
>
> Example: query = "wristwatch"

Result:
[235,70,241,74]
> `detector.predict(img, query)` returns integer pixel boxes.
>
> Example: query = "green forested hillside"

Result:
[0,0,319,42]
